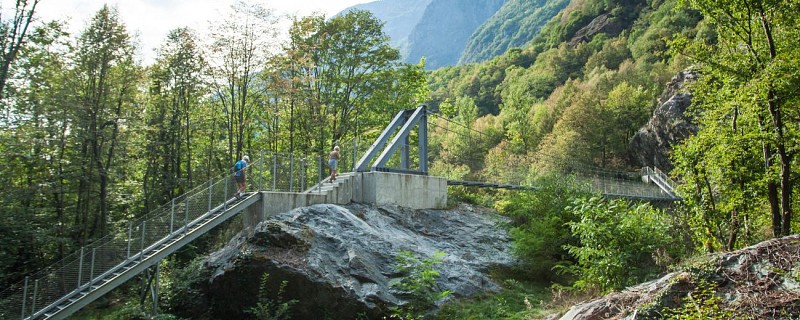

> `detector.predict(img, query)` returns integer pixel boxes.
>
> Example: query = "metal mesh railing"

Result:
[0,151,326,320]
[440,150,679,200]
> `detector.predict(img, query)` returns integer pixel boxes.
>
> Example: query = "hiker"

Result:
[328,146,340,182]
[233,155,250,199]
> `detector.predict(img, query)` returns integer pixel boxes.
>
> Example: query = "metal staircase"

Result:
[38,193,259,319]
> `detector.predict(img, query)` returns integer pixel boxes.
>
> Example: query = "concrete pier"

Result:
[244,172,448,229]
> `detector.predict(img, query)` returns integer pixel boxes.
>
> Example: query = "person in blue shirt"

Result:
[233,155,250,199]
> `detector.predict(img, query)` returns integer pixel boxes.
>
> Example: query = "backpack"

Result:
[233,160,246,177]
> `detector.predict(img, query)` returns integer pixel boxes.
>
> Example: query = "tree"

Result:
[143,27,207,210]
[70,4,139,241]
[0,0,39,101]
[674,0,800,240]
[279,10,412,157]
[0,18,72,285]
[208,0,280,165]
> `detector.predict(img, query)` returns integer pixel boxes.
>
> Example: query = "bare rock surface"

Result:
[203,202,514,319]
[629,69,698,171]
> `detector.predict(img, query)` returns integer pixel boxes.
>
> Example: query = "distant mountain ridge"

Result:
[405,0,507,69]
[339,0,433,59]
[343,0,561,69]
[459,0,571,64]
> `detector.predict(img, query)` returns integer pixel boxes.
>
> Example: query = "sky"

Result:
[3,0,373,63]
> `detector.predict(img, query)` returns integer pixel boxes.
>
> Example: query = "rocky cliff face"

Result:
[557,235,800,319]
[629,70,698,172]
[201,203,514,319]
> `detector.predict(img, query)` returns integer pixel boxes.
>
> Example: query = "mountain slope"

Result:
[405,0,507,69]
[459,0,570,65]
[340,0,433,58]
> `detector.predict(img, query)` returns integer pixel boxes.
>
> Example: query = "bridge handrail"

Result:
[641,166,678,198]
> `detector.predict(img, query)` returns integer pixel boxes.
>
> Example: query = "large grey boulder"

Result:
[203,203,514,319]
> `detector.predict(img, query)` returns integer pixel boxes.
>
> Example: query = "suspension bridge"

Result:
[0,105,679,319]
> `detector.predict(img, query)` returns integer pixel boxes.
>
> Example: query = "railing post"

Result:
[353,137,357,172]
[272,156,277,191]
[140,222,146,262]
[301,157,306,191]
[318,157,323,193]
[20,276,28,320]
[208,179,213,213]
[290,153,295,192]
[224,174,229,210]
[31,279,38,318]
[259,150,264,192]
[184,197,189,235]
[170,199,175,234]
[78,247,84,287]
[90,248,97,288]
[127,222,132,259]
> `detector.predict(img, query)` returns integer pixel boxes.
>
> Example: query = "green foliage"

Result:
[661,279,733,319]
[499,174,591,280]
[389,250,452,319]
[436,279,552,320]
[246,273,298,320]
[460,0,571,64]
[160,257,213,318]
[562,197,687,292]
[671,0,800,244]
[628,1,702,63]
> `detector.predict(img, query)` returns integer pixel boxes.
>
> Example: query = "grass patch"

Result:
[436,279,555,320]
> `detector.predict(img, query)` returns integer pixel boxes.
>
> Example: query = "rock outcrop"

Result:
[629,70,698,172]
[202,203,514,319]
[558,234,800,319]
[568,13,625,46]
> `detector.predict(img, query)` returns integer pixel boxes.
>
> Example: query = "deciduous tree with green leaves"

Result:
[143,27,208,211]
[672,0,800,246]
[0,0,39,101]
[70,4,139,241]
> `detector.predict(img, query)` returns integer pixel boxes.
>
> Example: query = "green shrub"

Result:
[159,257,212,318]
[389,250,452,319]
[246,273,298,320]
[561,197,686,292]
[499,174,590,280]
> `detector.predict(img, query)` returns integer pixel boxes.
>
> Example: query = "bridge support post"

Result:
[153,263,160,315]
[138,263,161,317]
